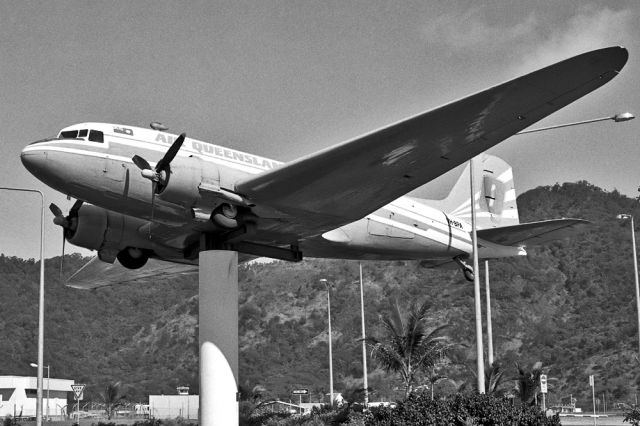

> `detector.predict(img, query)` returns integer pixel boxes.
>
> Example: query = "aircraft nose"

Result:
[20,147,48,177]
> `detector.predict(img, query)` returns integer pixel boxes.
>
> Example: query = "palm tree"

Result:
[100,382,127,420]
[513,361,543,406]
[364,299,449,398]
[485,361,507,396]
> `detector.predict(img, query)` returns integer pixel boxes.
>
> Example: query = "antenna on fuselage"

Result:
[150,122,169,131]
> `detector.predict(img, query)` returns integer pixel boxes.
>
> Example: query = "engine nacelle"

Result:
[159,156,209,206]
[67,204,150,254]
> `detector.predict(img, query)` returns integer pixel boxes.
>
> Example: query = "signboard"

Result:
[292,389,309,395]
[540,374,547,393]
[71,384,85,400]
[589,375,594,387]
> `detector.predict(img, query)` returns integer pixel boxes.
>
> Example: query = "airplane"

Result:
[20,46,628,288]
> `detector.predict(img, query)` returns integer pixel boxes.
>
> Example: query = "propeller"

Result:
[132,133,186,233]
[49,199,83,280]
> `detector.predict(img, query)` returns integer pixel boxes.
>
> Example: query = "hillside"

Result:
[1,181,639,409]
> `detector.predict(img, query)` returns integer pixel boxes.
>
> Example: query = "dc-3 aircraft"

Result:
[21,46,628,288]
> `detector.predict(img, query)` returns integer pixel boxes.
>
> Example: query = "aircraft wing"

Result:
[236,47,627,240]
[66,256,198,289]
[477,218,591,247]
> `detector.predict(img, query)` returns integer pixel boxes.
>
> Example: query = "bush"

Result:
[365,392,561,425]
[624,407,640,426]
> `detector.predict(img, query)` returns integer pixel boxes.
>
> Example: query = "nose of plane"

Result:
[20,146,48,178]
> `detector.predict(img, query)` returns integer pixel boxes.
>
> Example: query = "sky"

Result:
[0,1,639,259]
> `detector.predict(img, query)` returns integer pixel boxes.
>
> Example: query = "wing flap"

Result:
[236,47,627,241]
[477,218,590,247]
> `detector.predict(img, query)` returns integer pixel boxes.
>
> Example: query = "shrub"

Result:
[624,407,640,426]
[365,392,561,425]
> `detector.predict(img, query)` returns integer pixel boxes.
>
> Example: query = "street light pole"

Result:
[30,363,50,421]
[319,278,334,407]
[485,261,494,365]
[516,112,634,135]
[617,214,640,355]
[1,187,45,426]
[469,157,485,393]
[358,263,369,408]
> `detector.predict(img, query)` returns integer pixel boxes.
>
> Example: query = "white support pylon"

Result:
[199,250,239,425]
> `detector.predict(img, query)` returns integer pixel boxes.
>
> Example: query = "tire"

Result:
[117,247,150,269]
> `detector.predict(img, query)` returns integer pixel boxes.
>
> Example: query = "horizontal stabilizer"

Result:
[477,218,590,247]
[66,256,197,289]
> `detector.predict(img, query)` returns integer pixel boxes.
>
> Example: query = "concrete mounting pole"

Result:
[199,250,239,426]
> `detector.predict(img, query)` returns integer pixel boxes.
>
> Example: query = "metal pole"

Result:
[469,158,485,393]
[46,365,50,421]
[0,188,45,426]
[592,377,597,426]
[327,286,334,407]
[359,263,369,408]
[485,261,493,365]
[516,113,634,135]
[630,216,640,356]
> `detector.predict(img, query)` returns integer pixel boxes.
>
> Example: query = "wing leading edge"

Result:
[236,47,628,241]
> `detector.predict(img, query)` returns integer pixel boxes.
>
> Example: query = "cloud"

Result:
[507,7,635,75]
[423,6,538,50]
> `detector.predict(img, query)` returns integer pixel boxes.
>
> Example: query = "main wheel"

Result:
[463,267,474,282]
[117,247,150,269]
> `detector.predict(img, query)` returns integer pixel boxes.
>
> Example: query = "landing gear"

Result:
[117,247,150,269]
[212,203,239,228]
[454,256,474,282]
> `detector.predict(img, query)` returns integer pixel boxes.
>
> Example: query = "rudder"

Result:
[424,154,519,229]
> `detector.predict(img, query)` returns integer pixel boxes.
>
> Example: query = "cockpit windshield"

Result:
[57,129,104,143]
[29,128,105,145]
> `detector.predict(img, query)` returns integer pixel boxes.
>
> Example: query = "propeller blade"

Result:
[60,233,66,281]
[156,133,186,172]
[69,199,84,215]
[49,203,63,217]
[148,181,158,239]
[132,155,152,171]
[49,203,69,227]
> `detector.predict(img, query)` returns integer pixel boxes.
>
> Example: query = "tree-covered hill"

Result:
[1,181,639,409]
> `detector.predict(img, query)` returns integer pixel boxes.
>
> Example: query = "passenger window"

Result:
[88,130,104,143]
[60,130,78,139]
[78,129,88,137]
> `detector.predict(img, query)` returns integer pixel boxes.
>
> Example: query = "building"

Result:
[149,395,198,419]
[0,376,74,419]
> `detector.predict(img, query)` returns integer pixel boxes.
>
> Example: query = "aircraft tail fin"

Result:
[425,154,519,229]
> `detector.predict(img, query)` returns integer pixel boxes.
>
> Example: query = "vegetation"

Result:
[364,299,449,398]
[100,382,127,419]
[365,392,561,425]
[1,181,640,409]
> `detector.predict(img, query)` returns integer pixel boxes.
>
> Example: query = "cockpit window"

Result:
[60,130,79,139]
[88,130,104,143]
[78,129,88,137]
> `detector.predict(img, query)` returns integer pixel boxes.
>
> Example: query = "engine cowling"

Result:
[66,204,151,259]
[158,156,206,206]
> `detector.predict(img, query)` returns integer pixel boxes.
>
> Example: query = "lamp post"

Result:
[0,187,45,426]
[617,214,640,355]
[469,157,485,393]
[358,263,369,408]
[30,363,49,421]
[516,112,634,135]
[319,278,334,407]
[485,261,494,365]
